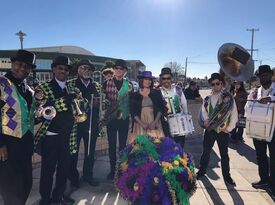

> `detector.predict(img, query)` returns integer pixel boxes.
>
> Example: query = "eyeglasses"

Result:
[79,65,92,70]
[114,66,125,70]
[162,77,171,81]
[211,82,221,86]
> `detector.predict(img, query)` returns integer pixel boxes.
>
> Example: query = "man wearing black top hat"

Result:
[158,67,188,148]
[102,59,132,180]
[67,59,100,189]
[196,73,238,186]
[246,65,275,197]
[0,49,36,205]
[35,56,80,205]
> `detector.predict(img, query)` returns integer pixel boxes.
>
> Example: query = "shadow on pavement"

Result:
[228,141,258,165]
[199,177,226,205]
[226,186,245,205]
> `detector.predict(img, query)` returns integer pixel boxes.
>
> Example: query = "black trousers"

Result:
[173,135,186,148]
[68,124,98,185]
[107,118,129,172]
[231,126,244,141]
[39,134,71,204]
[253,132,275,191]
[199,130,231,179]
[0,133,33,205]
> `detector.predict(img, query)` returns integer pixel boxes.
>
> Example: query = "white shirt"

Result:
[55,78,66,90]
[160,85,188,114]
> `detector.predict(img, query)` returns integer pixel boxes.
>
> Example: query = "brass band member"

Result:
[102,59,131,180]
[197,73,238,186]
[35,56,84,205]
[159,67,188,148]
[67,59,100,187]
[247,65,275,197]
[0,50,36,205]
[101,61,114,82]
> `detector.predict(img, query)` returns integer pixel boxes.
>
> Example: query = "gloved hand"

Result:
[65,93,78,103]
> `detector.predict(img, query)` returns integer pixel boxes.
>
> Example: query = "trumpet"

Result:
[66,87,88,123]
[35,105,57,120]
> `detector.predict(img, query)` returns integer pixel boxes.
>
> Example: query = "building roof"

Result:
[26,45,95,55]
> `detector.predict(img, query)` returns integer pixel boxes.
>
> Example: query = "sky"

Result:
[1,0,275,78]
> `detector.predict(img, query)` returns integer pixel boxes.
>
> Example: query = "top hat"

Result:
[255,65,273,76]
[208,73,225,84]
[159,67,173,77]
[10,49,36,69]
[114,59,127,70]
[189,80,196,86]
[51,56,71,69]
[76,59,95,71]
[102,61,114,75]
[138,71,155,79]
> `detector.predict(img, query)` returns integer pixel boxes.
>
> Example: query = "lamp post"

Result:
[15,30,27,49]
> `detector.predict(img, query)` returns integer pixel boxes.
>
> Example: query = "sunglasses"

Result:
[162,77,171,81]
[211,82,221,86]
[114,66,125,70]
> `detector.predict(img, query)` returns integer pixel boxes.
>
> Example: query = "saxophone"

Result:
[101,83,132,126]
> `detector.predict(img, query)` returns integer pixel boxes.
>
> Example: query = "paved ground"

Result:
[20,134,274,205]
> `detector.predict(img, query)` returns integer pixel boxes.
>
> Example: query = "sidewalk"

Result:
[20,134,275,205]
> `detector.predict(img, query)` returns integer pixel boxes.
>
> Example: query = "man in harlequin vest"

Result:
[196,73,238,186]
[0,49,36,205]
[67,59,100,190]
[34,56,85,205]
[102,59,131,180]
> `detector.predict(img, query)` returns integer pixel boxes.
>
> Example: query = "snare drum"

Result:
[168,113,194,136]
[245,102,275,142]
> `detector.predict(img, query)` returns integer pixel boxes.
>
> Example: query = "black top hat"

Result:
[159,67,173,77]
[10,49,36,69]
[137,71,155,79]
[255,65,273,76]
[51,56,71,69]
[76,59,95,71]
[208,73,224,83]
[114,59,127,70]
[189,80,196,86]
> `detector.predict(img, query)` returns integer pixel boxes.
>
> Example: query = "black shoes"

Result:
[251,180,269,189]
[107,171,115,180]
[61,195,75,205]
[224,177,236,187]
[196,171,205,179]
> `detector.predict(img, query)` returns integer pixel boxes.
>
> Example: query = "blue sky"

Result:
[1,0,275,78]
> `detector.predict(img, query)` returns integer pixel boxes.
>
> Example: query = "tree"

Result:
[164,61,184,81]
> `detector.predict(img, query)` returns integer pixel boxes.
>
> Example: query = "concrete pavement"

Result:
[19,134,275,205]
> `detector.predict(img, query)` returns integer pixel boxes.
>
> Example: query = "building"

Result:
[0,45,145,83]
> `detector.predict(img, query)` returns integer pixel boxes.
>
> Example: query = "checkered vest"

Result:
[34,81,79,154]
[0,76,35,138]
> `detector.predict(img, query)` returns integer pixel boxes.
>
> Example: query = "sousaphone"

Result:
[218,43,255,81]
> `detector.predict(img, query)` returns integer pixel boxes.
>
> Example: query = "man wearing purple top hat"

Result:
[0,49,36,205]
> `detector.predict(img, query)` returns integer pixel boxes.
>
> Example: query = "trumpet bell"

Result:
[75,113,88,123]
[218,43,254,81]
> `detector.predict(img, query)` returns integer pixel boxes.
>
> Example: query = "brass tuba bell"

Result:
[218,43,255,81]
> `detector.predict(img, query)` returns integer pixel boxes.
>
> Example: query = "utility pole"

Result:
[15,30,27,49]
[246,28,259,59]
[184,57,188,88]
[246,28,259,88]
